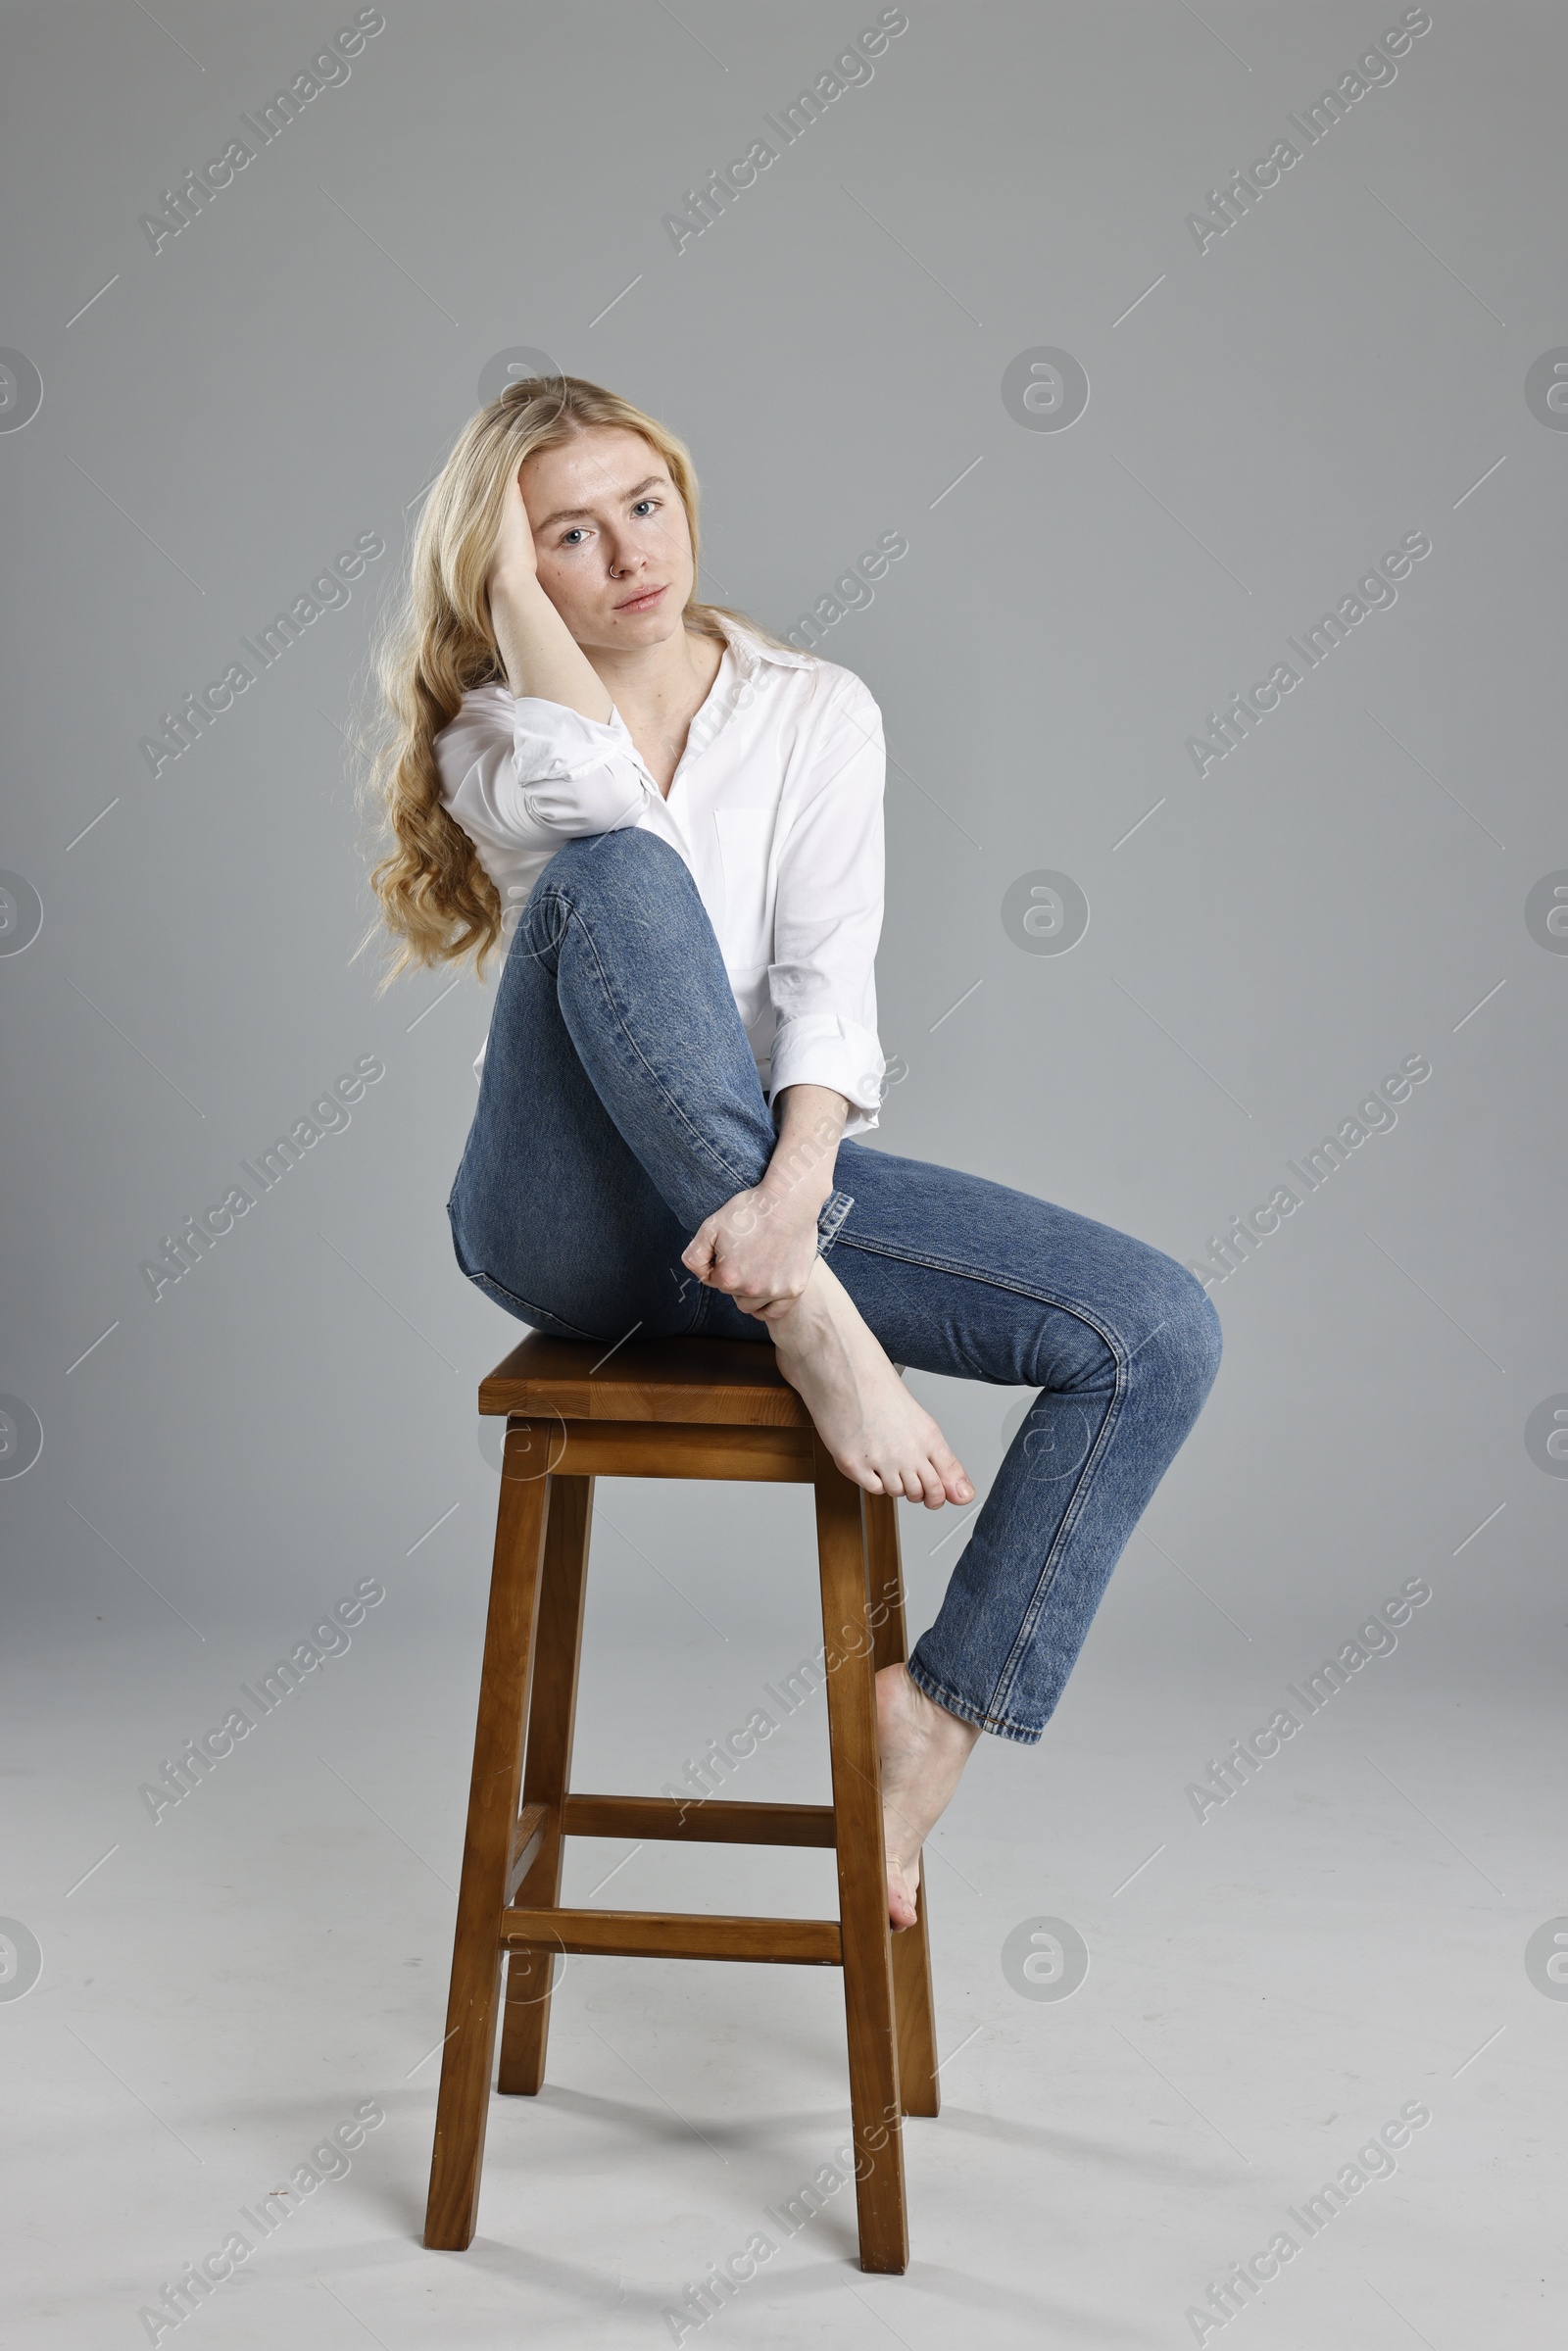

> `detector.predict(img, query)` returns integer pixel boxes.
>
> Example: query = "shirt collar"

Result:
[710,610,815,674]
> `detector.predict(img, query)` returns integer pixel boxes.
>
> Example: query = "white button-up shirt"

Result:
[433,612,887,1135]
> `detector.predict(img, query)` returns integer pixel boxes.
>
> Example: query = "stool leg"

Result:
[813,1441,908,2276]
[498,1472,593,2094]
[863,1493,941,2120]
[423,1433,553,2250]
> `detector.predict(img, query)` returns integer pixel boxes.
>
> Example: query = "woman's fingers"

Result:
[681,1217,719,1276]
[504,470,538,569]
[683,1186,823,1305]
[488,469,540,594]
[734,1279,788,1317]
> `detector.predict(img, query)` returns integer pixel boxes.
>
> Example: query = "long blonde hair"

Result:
[358,372,797,983]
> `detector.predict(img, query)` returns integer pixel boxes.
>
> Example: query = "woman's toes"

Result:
[887,1861,919,1932]
[939,1453,973,1503]
[834,1444,884,1495]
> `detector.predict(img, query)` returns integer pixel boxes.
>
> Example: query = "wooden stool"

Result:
[422,1331,939,2274]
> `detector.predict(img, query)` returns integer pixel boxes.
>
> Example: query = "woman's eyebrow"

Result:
[537,474,665,529]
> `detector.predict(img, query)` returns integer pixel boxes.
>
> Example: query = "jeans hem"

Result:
[905,1655,1044,1746]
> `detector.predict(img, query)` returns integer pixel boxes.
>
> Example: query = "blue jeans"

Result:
[449,830,1222,1743]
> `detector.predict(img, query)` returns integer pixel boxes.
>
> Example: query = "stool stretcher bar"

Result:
[563,1793,838,1846]
[500,1905,844,1966]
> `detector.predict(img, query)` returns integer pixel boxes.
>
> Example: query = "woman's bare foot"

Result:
[766,1258,973,1506]
[876,1663,982,1928]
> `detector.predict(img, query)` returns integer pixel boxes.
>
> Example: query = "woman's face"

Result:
[516,425,694,653]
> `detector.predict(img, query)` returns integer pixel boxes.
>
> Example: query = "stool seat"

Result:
[423,1330,939,2276]
[480,1330,812,1425]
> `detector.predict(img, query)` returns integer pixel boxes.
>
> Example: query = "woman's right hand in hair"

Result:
[488,467,540,596]
[485,466,614,721]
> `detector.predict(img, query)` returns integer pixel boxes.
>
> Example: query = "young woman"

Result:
[365,375,1222,1930]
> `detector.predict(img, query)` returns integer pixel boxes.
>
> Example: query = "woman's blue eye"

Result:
[560,499,657,547]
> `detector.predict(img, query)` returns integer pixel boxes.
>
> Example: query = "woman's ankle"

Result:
[889,1664,982,1754]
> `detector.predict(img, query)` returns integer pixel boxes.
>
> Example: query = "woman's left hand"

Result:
[681,1182,821,1321]
[684,1083,849,1319]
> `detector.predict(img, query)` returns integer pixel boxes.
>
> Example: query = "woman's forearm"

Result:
[760,1084,848,1216]
[490,568,613,722]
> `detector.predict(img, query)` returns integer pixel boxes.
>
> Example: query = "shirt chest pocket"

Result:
[713,806,773,973]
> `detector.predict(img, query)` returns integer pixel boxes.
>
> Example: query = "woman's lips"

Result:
[614,584,666,612]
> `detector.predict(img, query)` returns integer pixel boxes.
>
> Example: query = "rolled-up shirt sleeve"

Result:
[509,699,658,835]
[439,691,657,850]
[766,681,887,1136]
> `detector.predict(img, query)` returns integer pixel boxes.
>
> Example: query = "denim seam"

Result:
[460,1259,609,1343]
[831,1229,1137,1362]
[531,885,763,1206]
[986,1358,1129,1729]
[685,1273,720,1336]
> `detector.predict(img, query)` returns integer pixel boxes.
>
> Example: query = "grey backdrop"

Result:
[3,4,1564,2346]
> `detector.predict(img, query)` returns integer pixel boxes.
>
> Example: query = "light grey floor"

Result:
[6,1377,1560,2350]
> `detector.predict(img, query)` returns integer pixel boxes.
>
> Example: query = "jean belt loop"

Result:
[815,1191,855,1253]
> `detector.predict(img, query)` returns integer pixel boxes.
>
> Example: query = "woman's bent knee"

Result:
[538,826,690,907]
[527,827,711,974]
[1161,1255,1223,1401]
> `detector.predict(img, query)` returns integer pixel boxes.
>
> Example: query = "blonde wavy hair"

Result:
[357,372,798,984]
